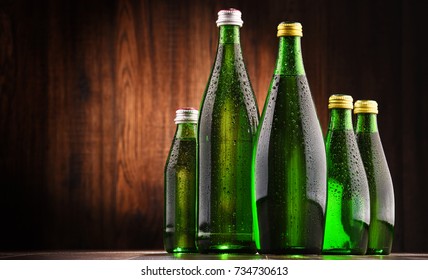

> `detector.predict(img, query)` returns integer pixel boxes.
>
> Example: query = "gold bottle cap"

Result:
[328,94,353,109]
[354,100,378,114]
[277,22,303,37]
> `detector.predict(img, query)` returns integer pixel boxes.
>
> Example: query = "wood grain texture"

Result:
[0,0,426,252]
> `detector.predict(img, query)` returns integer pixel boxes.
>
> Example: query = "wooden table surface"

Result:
[0,251,427,260]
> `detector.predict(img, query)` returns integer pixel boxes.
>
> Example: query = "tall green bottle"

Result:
[252,22,326,254]
[323,94,370,255]
[164,107,198,253]
[354,100,394,255]
[197,8,259,254]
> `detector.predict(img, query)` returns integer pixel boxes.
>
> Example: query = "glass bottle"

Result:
[252,22,326,254]
[323,94,370,255]
[197,8,259,254]
[164,107,198,253]
[354,100,394,255]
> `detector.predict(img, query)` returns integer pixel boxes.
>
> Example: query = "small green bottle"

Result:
[354,100,394,255]
[197,8,259,254]
[323,94,370,255]
[252,22,327,254]
[164,107,198,253]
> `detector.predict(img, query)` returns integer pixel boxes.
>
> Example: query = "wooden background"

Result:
[0,0,426,252]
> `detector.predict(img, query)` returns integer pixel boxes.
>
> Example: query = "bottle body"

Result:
[323,96,370,255]
[253,25,326,254]
[197,17,259,253]
[355,104,394,255]
[164,111,198,253]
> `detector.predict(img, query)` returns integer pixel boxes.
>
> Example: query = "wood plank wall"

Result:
[0,0,426,251]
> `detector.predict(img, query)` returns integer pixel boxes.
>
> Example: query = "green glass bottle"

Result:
[164,107,198,253]
[354,100,394,255]
[252,22,326,254]
[323,94,370,255]
[197,8,259,254]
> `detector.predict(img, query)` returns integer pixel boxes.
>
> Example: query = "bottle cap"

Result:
[277,22,303,37]
[328,94,353,109]
[216,8,243,27]
[354,100,378,114]
[174,107,199,124]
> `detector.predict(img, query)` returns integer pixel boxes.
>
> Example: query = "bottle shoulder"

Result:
[355,132,388,160]
[199,45,259,130]
[165,138,197,170]
[325,129,363,166]
[356,132,393,180]
[326,129,370,207]
[258,74,321,131]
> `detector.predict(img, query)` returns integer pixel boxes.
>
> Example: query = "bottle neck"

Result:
[355,113,378,133]
[175,123,197,139]
[275,36,305,76]
[328,108,354,131]
[219,25,241,44]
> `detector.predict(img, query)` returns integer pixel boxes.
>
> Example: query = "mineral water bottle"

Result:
[252,22,326,254]
[164,107,198,253]
[354,100,394,255]
[323,94,370,255]
[197,8,259,253]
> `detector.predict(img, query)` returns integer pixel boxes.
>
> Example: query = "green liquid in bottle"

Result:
[323,100,370,255]
[355,109,395,255]
[164,110,198,254]
[197,10,259,254]
[253,23,326,255]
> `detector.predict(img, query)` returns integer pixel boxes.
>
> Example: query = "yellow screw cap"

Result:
[354,100,378,114]
[328,94,354,110]
[277,22,303,37]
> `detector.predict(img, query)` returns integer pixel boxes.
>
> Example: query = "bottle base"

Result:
[165,247,198,254]
[322,248,366,255]
[163,232,197,254]
[366,248,391,255]
[258,246,322,255]
[197,237,256,254]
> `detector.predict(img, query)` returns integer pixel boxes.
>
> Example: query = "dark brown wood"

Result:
[401,0,428,252]
[0,0,426,252]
